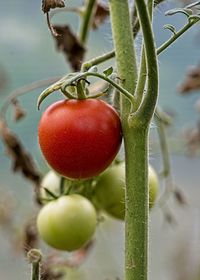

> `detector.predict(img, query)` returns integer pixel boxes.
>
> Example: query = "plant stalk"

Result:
[109,0,149,279]
[79,0,96,44]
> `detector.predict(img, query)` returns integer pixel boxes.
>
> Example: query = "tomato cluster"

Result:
[37,163,159,251]
[37,99,158,251]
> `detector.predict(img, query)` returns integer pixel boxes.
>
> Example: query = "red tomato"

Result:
[38,99,122,179]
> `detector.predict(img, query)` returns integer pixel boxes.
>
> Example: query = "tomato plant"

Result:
[37,194,97,251]
[94,163,159,220]
[38,99,122,179]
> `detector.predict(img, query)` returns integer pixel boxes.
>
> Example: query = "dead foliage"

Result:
[53,25,85,71]
[42,0,65,13]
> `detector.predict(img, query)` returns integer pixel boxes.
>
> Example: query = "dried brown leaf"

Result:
[174,188,188,206]
[53,25,85,71]
[92,3,109,29]
[23,219,39,254]
[184,126,200,156]
[42,0,65,13]
[12,99,26,122]
[178,65,200,94]
[0,121,41,203]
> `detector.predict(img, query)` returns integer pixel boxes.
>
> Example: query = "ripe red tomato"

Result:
[38,99,122,179]
[37,194,97,251]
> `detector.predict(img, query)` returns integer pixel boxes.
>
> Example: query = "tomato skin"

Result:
[94,163,159,220]
[40,170,68,202]
[148,165,159,209]
[38,99,122,179]
[37,194,97,251]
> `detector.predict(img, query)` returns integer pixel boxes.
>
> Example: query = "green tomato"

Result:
[94,163,159,220]
[40,170,68,202]
[148,165,159,209]
[37,194,97,251]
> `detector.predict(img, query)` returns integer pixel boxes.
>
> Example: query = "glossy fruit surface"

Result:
[148,165,159,209]
[94,163,159,220]
[38,99,122,179]
[37,194,97,251]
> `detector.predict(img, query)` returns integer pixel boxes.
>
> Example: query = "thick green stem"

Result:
[124,127,149,280]
[108,1,137,96]
[79,0,96,44]
[109,1,149,279]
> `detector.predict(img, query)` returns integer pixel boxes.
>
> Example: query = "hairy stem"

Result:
[109,1,149,279]
[133,0,158,124]
[135,0,154,107]
[27,249,42,280]
[157,19,199,55]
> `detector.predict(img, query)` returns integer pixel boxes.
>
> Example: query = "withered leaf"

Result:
[53,25,85,71]
[12,99,26,122]
[0,121,41,188]
[42,0,65,13]
[92,2,109,29]
[23,219,38,254]
[178,65,200,94]
[174,188,188,206]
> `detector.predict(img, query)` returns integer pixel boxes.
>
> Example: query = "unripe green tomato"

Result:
[148,165,159,209]
[40,170,68,202]
[37,194,97,251]
[94,163,159,220]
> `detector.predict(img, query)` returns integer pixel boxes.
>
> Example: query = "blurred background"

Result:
[1,0,200,279]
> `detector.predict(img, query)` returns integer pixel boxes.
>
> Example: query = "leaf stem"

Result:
[157,19,199,55]
[82,51,115,72]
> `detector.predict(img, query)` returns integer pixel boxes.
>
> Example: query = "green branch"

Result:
[79,0,96,44]
[157,18,200,55]
[135,0,154,108]
[133,0,158,125]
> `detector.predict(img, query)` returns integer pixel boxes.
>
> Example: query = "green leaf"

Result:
[103,67,113,77]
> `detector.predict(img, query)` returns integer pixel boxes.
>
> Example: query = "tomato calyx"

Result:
[37,66,135,110]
